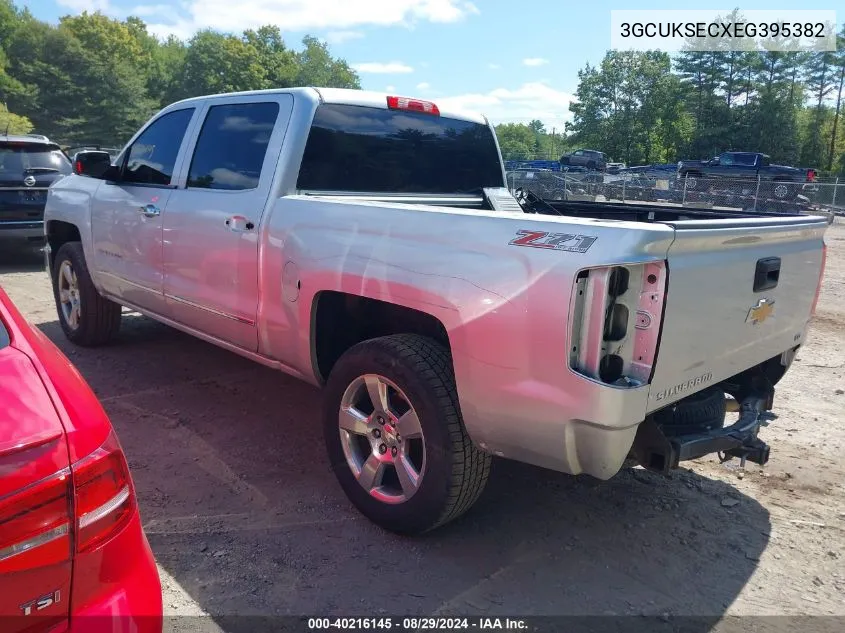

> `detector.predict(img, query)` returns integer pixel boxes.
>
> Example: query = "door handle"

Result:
[225,215,255,232]
[754,257,781,292]
[139,204,160,217]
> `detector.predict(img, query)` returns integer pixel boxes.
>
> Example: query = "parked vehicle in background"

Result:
[606,162,625,173]
[66,146,122,165]
[45,87,827,535]
[677,152,817,200]
[560,148,607,171]
[0,134,72,245]
[0,286,162,633]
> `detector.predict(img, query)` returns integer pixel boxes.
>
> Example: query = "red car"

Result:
[0,286,162,633]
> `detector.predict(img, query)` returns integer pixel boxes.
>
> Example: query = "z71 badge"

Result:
[509,230,597,253]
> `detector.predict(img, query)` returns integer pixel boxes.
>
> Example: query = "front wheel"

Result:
[323,334,491,534]
[51,242,122,346]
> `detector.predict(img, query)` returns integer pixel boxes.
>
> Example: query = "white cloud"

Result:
[438,82,575,130]
[324,30,365,44]
[57,0,112,10]
[352,62,414,74]
[416,82,431,90]
[488,63,500,70]
[522,57,549,67]
[385,85,396,92]
[136,1,480,39]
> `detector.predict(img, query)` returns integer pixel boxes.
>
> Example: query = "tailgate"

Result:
[647,215,827,412]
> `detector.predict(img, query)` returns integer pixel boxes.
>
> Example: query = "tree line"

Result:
[2,3,844,175]
[566,30,845,174]
[0,3,359,145]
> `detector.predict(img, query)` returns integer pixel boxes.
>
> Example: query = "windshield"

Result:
[0,143,73,181]
[296,104,504,194]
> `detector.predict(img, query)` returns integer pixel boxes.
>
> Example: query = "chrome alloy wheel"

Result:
[338,374,427,504]
[57,260,81,330]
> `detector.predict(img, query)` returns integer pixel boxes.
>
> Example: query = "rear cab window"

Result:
[0,142,72,184]
[296,104,503,194]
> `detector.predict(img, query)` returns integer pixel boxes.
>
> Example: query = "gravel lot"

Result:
[1,220,844,632]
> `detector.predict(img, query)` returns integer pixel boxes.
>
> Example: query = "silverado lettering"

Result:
[654,373,714,402]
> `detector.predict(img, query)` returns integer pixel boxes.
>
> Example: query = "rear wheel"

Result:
[684,173,700,190]
[772,180,795,200]
[323,334,491,534]
[52,242,122,346]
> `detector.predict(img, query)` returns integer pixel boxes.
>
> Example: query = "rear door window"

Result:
[296,104,503,194]
[187,102,280,191]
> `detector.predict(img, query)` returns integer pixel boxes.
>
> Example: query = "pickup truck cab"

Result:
[44,88,828,534]
[677,151,817,200]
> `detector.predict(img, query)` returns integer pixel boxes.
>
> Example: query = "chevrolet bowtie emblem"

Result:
[746,298,775,325]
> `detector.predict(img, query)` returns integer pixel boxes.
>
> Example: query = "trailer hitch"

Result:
[631,393,776,474]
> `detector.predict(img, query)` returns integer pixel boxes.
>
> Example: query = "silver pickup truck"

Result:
[43,88,829,534]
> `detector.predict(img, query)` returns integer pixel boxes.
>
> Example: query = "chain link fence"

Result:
[506,168,844,219]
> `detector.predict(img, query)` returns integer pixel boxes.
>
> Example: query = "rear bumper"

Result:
[68,513,162,633]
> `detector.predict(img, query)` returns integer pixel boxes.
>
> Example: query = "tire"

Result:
[323,334,491,535]
[51,242,122,346]
[586,161,597,170]
[684,173,700,190]
[652,386,726,437]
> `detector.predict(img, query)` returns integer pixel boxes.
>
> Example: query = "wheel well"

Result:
[46,221,81,270]
[312,291,450,384]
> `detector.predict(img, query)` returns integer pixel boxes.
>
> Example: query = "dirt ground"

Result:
[1,220,844,632]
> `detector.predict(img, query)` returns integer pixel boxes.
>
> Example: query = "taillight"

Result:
[807,169,816,182]
[72,430,134,553]
[569,261,667,386]
[811,242,827,317]
[0,471,72,573]
[386,95,440,116]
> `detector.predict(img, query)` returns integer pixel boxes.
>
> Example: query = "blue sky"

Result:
[24,1,842,129]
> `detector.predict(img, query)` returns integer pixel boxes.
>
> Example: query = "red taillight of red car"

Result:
[807,169,817,182]
[72,430,135,553]
[0,431,134,572]
[0,472,73,574]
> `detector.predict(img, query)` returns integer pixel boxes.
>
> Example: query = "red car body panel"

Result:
[0,286,162,633]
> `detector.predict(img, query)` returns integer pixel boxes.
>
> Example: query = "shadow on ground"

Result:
[0,242,45,273]
[31,313,770,632]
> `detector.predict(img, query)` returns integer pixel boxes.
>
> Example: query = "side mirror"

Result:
[73,150,116,179]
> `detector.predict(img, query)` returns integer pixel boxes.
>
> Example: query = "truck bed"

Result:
[539,199,821,223]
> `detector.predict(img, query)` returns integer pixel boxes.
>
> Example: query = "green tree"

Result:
[823,26,845,172]
[295,36,360,88]
[0,101,32,134]
[243,26,298,89]
[174,30,266,100]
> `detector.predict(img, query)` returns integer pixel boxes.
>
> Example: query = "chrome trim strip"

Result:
[79,485,130,529]
[96,271,159,294]
[166,293,256,325]
[0,523,70,562]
